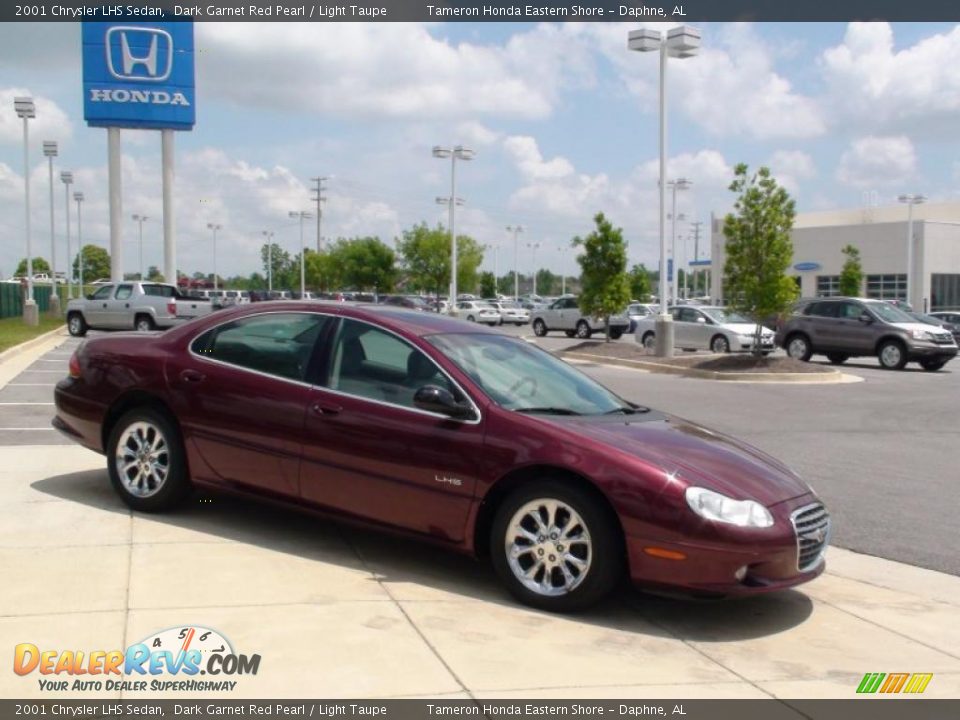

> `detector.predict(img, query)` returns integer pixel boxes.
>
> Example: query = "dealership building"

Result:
[709,202,960,312]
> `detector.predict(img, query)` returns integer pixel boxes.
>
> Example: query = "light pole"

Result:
[289,211,312,297]
[668,180,692,303]
[433,145,474,311]
[132,214,148,280]
[15,96,38,325]
[207,223,221,292]
[507,225,523,300]
[629,25,701,356]
[74,192,84,291]
[558,246,569,295]
[262,230,274,292]
[311,176,328,253]
[43,141,61,314]
[527,242,542,297]
[60,171,73,298]
[898,194,925,308]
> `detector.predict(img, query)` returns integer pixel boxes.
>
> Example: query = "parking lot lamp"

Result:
[60,171,73,298]
[132,214,148,280]
[15,97,37,325]
[289,211,312,297]
[262,230,274,292]
[527,242,542,297]
[43,141,60,314]
[73,192,84,290]
[668,180,692,303]
[629,25,701,356]
[507,225,523,300]
[898,194,926,307]
[207,223,222,292]
[433,145,474,311]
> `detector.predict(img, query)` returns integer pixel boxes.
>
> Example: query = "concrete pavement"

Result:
[1,330,958,700]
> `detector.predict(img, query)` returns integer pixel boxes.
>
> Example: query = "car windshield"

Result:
[867,302,914,323]
[428,333,632,415]
[703,308,750,324]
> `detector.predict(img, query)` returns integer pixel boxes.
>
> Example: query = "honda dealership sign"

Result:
[82,21,195,130]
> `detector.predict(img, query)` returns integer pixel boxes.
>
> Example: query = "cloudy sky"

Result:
[1,21,960,281]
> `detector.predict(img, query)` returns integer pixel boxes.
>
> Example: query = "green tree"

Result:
[333,237,397,292]
[535,268,558,296]
[146,265,165,282]
[479,271,497,299]
[73,245,111,282]
[305,251,343,292]
[722,164,798,355]
[628,263,653,301]
[573,213,631,342]
[397,223,484,298]
[15,257,51,276]
[261,243,295,290]
[456,236,484,294]
[839,244,863,297]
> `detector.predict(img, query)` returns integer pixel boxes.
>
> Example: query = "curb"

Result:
[0,324,68,364]
[564,351,852,383]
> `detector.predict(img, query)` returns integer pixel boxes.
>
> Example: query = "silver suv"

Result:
[775,297,958,371]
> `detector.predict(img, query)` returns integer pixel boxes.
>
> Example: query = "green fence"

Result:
[0,283,75,319]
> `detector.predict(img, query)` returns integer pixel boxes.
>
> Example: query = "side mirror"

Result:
[414,385,474,420]
[858,312,873,324]
[696,317,706,324]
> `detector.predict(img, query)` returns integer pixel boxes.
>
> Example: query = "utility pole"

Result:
[507,225,523,300]
[311,177,328,253]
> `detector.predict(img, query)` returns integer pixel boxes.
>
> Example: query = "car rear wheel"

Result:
[467,315,476,323]
[564,330,576,338]
[919,359,946,372]
[878,340,907,370]
[641,332,655,350]
[67,312,87,337]
[575,321,592,339]
[107,408,190,513]
[827,353,849,365]
[532,319,548,337]
[490,480,622,611]
[710,335,730,353]
[135,314,155,332]
[609,329,624,340]
[786,334,813,362]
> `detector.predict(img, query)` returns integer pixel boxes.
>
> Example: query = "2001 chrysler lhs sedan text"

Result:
[53,304,829,611]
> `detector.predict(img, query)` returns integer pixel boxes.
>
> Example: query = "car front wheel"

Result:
[107,408,190,513]
[878,340,907,370]
[532,319,548,337]
[920,359,947,372]
[490,481,622,611]
[575,321,592,339]
[641,332,655,350]
[67,312,88,337]
[711,335,730,353]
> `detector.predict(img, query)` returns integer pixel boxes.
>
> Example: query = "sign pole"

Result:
[162,129,176,284]
[108,127,123,282]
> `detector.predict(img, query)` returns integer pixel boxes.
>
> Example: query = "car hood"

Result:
[562,412,810,505]
[892,322,949,335]
[721,322,774,336]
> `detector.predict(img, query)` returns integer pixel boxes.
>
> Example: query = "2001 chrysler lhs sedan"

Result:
[53,303,829,611]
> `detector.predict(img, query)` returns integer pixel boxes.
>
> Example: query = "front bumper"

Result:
[906,342,958,361]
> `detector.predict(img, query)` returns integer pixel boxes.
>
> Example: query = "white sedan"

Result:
[635,305,776,354]
[486,300,530,325]
[455,300,501,326]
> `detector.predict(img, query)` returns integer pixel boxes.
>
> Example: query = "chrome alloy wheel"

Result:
[114,421,170,498]
[787,337,808,359]
[504,498,592,597]
[880,343,902,368]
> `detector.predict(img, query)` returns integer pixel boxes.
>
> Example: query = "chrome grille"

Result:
[931,331,953,344]
[791,502,830,572]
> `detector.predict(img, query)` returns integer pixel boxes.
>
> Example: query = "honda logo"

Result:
[105,26,173,82]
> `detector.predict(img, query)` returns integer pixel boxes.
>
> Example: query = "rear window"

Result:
[143,284,176,298]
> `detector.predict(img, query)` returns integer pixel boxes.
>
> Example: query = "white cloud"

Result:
[768,150,817,197]
[0,88,73,146]
[198,22,593,120]
[836,136,916,188]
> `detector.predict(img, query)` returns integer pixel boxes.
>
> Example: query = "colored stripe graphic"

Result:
[903,674,934,694]
[857,672,933,694]
[880,673,909,693]
[857,673,885,693]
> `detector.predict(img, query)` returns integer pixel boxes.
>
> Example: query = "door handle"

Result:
[125,303,130,308]
[311,401,342,416]
[180,369,205,384]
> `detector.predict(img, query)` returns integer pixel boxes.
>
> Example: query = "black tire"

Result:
[827,353,849,365]
[641,332,655,350]
[467,315,476,323]
[761,351,772,357]
[564,330,577,338]
[490,480,623,612]
[710,335,730,353]
[786,333,813,362]
[135,314,156,332]
[106,407,190,513]
[878,340,908,370]
[920,359,946,372]
[67,312,88,337]
[575,320,592,339]
[533,319,548,337]
[609,329,624,340]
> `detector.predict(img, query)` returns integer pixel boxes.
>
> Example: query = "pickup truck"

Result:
[65,282,214,336]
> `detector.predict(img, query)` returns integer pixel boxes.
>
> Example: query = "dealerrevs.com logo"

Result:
[13,626,260,692]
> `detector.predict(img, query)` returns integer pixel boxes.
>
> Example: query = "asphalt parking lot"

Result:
[1,326,959,700]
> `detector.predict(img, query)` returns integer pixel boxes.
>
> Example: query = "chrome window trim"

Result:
[186,310,483,426]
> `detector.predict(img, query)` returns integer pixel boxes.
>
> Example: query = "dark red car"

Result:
[53,303,829,610]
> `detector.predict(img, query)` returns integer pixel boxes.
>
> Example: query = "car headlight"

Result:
[685,487,774,528]
[908,329,935,340]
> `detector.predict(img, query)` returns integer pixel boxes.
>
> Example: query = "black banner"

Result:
[6,0,960,23]
[1,700,959,720]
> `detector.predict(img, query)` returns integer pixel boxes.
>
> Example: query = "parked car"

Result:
[54,303,829,610]
[911,312,960,345]
[484,299,530,326]
[381,295,433,312]
[454,300,500,325]
[775,297,958,371]
[65,282,214,336]
[627,303,658,333]
[635,306,776,354]
[531,296,630,339]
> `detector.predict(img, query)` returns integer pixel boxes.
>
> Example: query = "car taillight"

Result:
[167,301,177,316]
[68,352,81,379]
